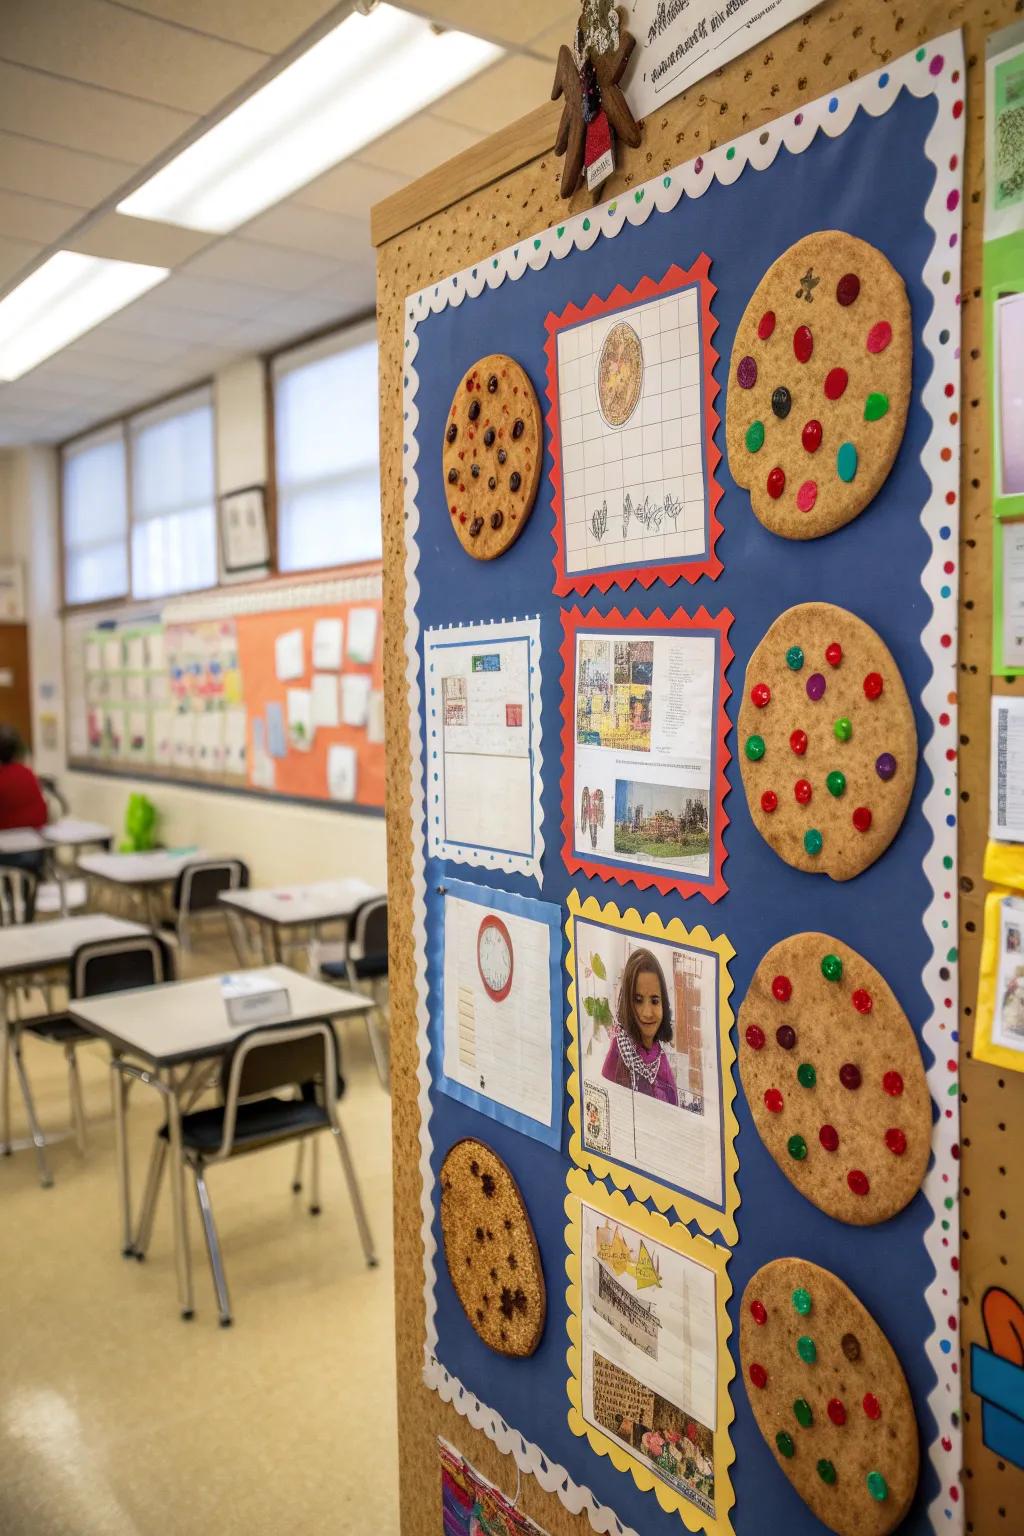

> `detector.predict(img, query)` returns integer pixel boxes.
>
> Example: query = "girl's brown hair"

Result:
[616,946,673,1045]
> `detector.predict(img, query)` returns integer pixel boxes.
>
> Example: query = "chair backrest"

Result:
[216,1021,341,1158]
[352,895,388,962]
[71,934,176,1000]
[0,868,35,927]
[38,775,69,821]
[172,858,249,915]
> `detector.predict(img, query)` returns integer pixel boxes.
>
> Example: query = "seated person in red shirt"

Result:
[0,726,48,880]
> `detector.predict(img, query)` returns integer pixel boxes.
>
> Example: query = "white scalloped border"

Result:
[402,33,965,1535]
[424,616,545,882]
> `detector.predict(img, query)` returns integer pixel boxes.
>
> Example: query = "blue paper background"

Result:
[413,87,943,1535]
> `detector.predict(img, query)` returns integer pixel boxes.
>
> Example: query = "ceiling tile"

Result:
[389,0,560,46]
[241,204,370,263]
[0,133,134,210]
[102,301,238,344]
[181,238,340,291]
[155,272,289,319]
[295,159,409,220]
[304,253,376,305]
[0,61,197,165]
[112,0,342,53]
[60,327,191,365]
[358,112,484,179]
[0,233,42,288]
[431,52,553,131]
[525,13,578,61]
[0,0,269,115]
[0,187,83,245]
[67,212,214,268]
[40,347,150,383]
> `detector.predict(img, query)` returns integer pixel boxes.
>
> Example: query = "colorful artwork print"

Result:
[576,637,653,752]
[440,1440,553,1536]
[546,257,724,594]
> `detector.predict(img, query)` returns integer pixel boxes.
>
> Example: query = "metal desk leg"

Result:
[11,1023,52,1188]
[111,1054,133,1255]
[0,992,10,1156]
[164,1069,194,1321]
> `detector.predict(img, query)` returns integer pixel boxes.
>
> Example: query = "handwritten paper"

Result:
[287,687,314,751]
[340,672,371,727]
[347,607,378,664]
[327,743,357,800]
[312,617,344,670]
[312,672,340,728]
[274,627,304,682]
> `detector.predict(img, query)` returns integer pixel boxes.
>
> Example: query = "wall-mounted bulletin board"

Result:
[64,568,384,814]
[376,3,1024,1535]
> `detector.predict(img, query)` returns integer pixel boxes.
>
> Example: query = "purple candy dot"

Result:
[806,672,826,701]
[947,189,960,212]
[695,156,704,173]
[876,752,897,781]
[930,54,944,75]
[795,112,804,125]
[737,355,757,389]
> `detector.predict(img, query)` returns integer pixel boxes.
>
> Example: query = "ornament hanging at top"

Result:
[552,1,641,199]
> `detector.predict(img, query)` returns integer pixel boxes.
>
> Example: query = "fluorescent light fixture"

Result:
[0,252,168,381]
[117,4,502,234]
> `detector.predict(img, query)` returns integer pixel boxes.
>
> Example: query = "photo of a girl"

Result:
[602,947,679,1105]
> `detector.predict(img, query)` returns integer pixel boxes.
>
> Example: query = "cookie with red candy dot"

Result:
[726,231,911,540]
[738,932,930,1225]
[443,353,541,561]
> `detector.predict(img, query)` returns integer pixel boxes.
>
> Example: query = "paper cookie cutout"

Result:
[439,1137,546,1357]
[443,354,542,560]
[738,932,930,1225]
[739,602,917,880]
[726,231,911,539]
[741,1258,919,1536]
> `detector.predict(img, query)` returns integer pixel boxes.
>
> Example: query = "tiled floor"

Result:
[0,934,398,1535]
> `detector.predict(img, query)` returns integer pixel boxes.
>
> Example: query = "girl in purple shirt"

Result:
[601,946,679,1106]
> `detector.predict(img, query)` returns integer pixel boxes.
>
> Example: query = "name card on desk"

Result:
[220,973,290,1028]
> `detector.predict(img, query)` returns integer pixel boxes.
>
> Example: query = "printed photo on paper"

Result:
[994,893,1024,1053]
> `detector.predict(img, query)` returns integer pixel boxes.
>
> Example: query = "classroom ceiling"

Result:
[0,0,574,448]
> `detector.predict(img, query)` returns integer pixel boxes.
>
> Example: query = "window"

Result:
[273,325,381,573]
[62,427,129,605]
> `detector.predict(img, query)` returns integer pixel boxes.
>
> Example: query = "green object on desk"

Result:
[119,793,157,853]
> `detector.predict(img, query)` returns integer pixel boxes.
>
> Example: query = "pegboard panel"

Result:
[374,3,1023,1531]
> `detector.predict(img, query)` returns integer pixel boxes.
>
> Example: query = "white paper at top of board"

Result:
[340,672,371,728]
[312,672,340,728]
[312,617,344,671]
[275,627,305,682]
[327,743,357,801]
[287,687,314,750]
[347,607,378,665]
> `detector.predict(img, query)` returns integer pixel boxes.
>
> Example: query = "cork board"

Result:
[374,4,1024,1532]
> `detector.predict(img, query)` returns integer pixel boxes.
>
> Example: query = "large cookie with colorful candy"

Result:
[739,602,917,880]
[738,933,930,1225]
[741,1258,919,1536]
[726,231,911,539]
[442,354,542,560]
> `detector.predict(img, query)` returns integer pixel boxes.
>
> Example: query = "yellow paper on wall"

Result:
[974,886,1024,1071]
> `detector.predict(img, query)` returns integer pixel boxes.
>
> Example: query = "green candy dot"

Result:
[726,146,736,160]
[817,1459,837,1486]
[821,953,843,982]
[916,46,926,60]
[797,1062,817,1088]
[865,391,890,422]
[745,734,766,761]
[804,828,823,856]
[826,770,846,798]
[834,717,853,742]
[776,1431,795,1459]
[792,1287,812,1316]
[786,646,804,671]
[797,1335,817,1363]
[787,1134,807,1161]
[866,1471,888,1502]
[794,1397,813,1428]
[746,420,765,453]
[836,441,858,482]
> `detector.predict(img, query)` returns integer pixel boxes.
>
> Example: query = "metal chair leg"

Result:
[192,1163,233,1327]
[330,1122,377,1267]
[309,1134,321,1215]
[11,1028,52,1188]
[66,1045,86,1155]
[291,1139,305,1193]
[134,1134,168,1260]
[0,1011,10,1156]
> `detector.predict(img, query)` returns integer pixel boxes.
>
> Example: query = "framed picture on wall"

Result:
[219,485,270,575]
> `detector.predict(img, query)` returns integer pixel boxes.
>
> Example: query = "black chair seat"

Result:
[321,953,388,982]
[25,1014,92,1045]
[161,1095,328,1154]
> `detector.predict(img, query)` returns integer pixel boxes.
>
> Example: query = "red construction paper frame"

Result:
[545,256,723,597]
[560,605,733,903]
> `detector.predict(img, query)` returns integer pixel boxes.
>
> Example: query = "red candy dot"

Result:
[863,672,884,699]
[824,367,848,400]
[751,682,771,708]
[750,1363,768,1389]
[790,729,808,756]
[750,1300,768,1326]
[764,1089,784,1114]
[767,466,786,499]
[866,321,893,354]
[863,1394,882,1421]
[796,480,817,512]
[883,1071,904,1097]
[794,325,814,363]
[836,273,861,306]
[772,975,793,1002]
[852,807,873,833]
[761,789,778,814]
[794,778,812,805]
[851,988,873,1014]
[848,1169,870,1196]
[819,1124,839,1152]
[746,1024,766,1050]
[802,419,823,453]
[758,311,776,340]
[825,642,842,668]
[885,1127,908,1156]
[827,1399,847,1427]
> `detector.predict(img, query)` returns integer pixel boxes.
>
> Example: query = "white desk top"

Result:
[78,848,209,885]
[219,877,383,927]
[43,818,113,847]
[70,964,371,1067]
[0,914,148,977]
[0,828,45,852]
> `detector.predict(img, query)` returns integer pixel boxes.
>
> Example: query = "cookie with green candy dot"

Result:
[739,602,916,880]
[738,931,930,1224]
[741,1257,919,1536]
[726,230,911,540]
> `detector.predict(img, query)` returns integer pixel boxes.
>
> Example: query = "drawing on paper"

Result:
[613,781,709,871]
[477,913,514,1002]
[597,320,644,426]
[584,1080,611,1153]
[576,638,653,752]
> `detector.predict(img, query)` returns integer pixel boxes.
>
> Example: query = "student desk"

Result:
[218,877,384,962]
[77,848,210,925]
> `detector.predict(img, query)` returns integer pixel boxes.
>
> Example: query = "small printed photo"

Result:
[591,1352,715,1516]
[997,292,1024,497]
[577,638,654,753]
[613,780,710,877]
[1009,925,1021,954]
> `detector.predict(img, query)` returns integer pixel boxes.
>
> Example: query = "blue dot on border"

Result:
[828,97,839,112]
[879,72,890,87]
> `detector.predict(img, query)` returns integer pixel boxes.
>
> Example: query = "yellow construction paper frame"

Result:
[564,888,739,1244]
[973,887,1024,1072]
[565,1169,736,1532]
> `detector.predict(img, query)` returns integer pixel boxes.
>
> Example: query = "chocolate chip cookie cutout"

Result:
[443,354,542,560]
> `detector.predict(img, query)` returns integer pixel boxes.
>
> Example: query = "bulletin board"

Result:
[376,5,1024,1536]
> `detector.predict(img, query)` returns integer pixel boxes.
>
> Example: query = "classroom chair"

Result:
[314,895,390,1087]
[159,857,250,958]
